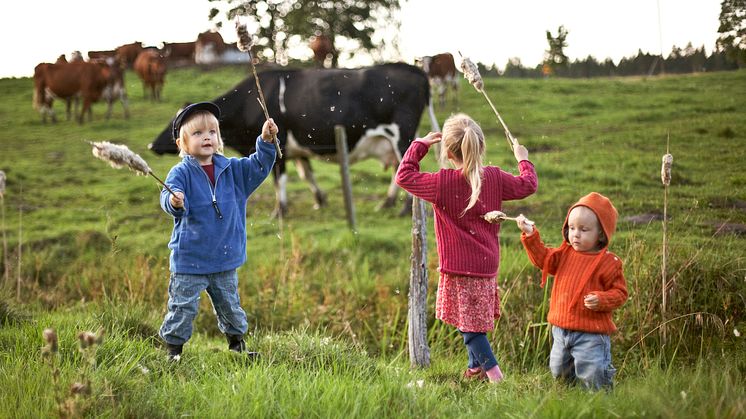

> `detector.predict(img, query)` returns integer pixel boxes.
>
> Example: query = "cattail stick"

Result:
[459,51,515,151]
[660,134,673,346]
[236,20,283,159]
[89,141,176,197]
[0,170,7,283]
[482,210,534,225]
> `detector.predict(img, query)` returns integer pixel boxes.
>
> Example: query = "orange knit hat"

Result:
[540,192,618,302]
[563,192,618,246]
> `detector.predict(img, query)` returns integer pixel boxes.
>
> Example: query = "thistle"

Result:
[42,328,58,357]
[89,141,176,197]
[459,52,516,151]
[234,19,283,158]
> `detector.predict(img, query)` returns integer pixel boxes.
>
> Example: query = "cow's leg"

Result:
[121,91,130,119]
[294,158,326,209]
[78,98,92,124]
[378,167,401,210]
[65,98,72,121]
[271,162,289,218]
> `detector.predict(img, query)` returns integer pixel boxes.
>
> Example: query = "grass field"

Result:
[0,66,744,417]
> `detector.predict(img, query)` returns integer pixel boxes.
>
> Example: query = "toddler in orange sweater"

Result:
[514,192,627,390]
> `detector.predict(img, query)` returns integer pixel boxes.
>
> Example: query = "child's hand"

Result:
[170,191,184,209]
[584,294,600,310]
[421,132,442,146]
[513,141,529,162]
[515,214,535,235]
[261,118,278,142]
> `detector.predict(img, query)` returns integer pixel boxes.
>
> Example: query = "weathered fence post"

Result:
[408,195,430,368]
[334,125,356,232]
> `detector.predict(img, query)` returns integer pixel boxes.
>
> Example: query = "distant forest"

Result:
[480,44,741,78]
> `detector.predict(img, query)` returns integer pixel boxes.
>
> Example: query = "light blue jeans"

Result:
[159,269,248,346]
[550,326,616,390]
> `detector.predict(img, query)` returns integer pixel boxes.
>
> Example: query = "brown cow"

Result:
[195,31,226,65]
[115,42,143,68]
[309,34,336,68]
[162,41,195,66]
[87,49,116,61]
[134,49,167,101]
[33,61,114,123]
[416,53,458,107]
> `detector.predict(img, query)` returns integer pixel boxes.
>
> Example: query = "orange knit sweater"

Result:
[522,229,628,334]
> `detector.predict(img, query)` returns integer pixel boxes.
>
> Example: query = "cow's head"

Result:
[148,105,187,155]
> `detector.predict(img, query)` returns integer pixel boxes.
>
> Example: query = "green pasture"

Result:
[0,66,744,417]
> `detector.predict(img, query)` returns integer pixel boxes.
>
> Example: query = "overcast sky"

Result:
[0,0,722,79]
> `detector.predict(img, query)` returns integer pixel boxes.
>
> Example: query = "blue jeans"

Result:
[159,269,248,346]
[460,331,498,371]
[550,326,616,390]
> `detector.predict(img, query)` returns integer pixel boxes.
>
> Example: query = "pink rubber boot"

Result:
[485,365,504,383]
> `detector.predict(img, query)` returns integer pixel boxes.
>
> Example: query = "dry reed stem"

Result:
[0,170,7,283]
[89,141,176,197]
[234,20,283,159]
[482,210,534,225]
[660,138,673,345]
[459,53,515,151]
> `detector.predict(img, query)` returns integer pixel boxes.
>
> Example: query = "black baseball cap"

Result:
[172,102,221,140]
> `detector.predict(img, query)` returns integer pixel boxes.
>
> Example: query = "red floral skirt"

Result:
[435,273,501,332]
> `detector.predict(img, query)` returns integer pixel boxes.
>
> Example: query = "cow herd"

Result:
[31,30,229,124]
[31,38,462,216]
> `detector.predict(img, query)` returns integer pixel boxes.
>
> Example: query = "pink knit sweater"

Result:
[396,139,538,278]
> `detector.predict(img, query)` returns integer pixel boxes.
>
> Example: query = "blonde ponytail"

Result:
[441,113,485,215]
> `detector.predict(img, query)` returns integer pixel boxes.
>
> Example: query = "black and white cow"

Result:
[149,63,431,216]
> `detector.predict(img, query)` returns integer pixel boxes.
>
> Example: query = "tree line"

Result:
[486,44,740,79]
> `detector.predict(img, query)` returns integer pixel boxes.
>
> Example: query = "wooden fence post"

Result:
[408,195,430,368]
[334,125,356,232]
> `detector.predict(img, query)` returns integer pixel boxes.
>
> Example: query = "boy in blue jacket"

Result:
[159,102,277,361]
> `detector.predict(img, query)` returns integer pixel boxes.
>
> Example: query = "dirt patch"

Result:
[709,222,746,236]
[624,213,664,225]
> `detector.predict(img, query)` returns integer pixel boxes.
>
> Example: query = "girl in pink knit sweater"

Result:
[395,113,538,382]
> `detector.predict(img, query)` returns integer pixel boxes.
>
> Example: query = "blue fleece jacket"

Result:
[160,137,276,274]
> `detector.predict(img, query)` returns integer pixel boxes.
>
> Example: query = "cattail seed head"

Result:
[661,153,673,186]
[235,21,254,52]
[42,328,58,355]
[460,57,483,91]
[0,170,5,197]
[90,141,151,176]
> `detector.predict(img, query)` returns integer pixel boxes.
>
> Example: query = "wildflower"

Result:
[77,329,104,349]
[42,328,58,356]
[0,170,5,198]
[69,381,91,396]
[735,328,741,337]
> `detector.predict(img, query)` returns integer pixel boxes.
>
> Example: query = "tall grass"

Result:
[0,68,744,387]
